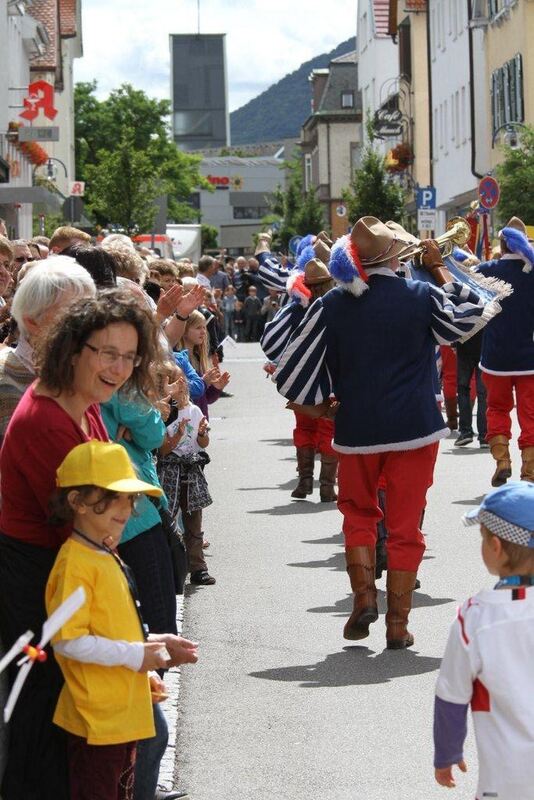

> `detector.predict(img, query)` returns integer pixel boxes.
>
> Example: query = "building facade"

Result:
[197,155,283,254]
[300,52,362,239]
[170,34,230,152]
[0,0,83,237]
[357,0,402,156]
[429,0,478,229]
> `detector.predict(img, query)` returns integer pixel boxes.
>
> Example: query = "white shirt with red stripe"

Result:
[435,585,534,800]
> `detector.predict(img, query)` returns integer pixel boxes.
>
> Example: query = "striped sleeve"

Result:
[429,281,488,344]
[257,252,292,292]
[260,303,299,362]
[274,299,332,405]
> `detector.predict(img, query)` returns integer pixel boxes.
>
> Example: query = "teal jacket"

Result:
[101,394,167,544]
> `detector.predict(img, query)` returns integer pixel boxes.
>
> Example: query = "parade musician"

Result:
[274,217,501,649]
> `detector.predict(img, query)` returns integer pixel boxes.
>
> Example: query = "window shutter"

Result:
[515,53,524,121]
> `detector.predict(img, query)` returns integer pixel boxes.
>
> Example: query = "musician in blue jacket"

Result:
[275,217,499,649]
[473,216,534,486]
[262,257,338,502]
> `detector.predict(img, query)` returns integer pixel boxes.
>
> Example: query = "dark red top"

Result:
[0,384,109,548]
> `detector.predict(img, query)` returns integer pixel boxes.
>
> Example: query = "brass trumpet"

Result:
[407,217,472,260]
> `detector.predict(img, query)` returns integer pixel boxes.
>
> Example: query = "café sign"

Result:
[373,108,403,139]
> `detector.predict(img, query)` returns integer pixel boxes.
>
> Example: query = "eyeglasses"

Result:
[83,342,142,368]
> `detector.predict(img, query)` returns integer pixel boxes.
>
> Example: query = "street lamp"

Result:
[491,121,528,150]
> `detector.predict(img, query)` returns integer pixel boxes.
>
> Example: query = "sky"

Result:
[74,0,357,112]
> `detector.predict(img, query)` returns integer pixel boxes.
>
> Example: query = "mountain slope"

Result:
[229,37,356,145]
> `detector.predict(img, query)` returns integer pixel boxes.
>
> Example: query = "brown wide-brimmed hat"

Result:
[304,257,333,286]
[503,216,527,234]
[351,216,420,266]
[313,238,331,264]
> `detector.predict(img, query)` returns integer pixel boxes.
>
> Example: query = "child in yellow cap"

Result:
[45,440,169,800]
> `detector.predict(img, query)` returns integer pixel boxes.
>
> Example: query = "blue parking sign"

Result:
[416,186,436,209]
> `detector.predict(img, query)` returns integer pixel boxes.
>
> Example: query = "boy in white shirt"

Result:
[433,481,534,800]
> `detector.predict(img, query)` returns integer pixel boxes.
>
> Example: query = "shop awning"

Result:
[0,185,64,212]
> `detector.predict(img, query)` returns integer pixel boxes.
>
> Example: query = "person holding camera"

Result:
[261,289,280,324]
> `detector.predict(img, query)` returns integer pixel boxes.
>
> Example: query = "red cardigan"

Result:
[0,384,108,548]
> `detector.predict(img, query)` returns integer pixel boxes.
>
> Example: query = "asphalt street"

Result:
[173,342,508,800]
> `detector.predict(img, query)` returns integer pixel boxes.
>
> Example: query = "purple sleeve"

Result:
[433,696,468,769]
[205,384,221,405]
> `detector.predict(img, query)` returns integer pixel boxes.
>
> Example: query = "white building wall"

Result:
[357,0,399,157]
[329,121,361,197]
[429,0,477,228]
[2,9,38,237]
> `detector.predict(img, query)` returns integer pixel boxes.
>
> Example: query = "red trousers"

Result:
[293,412,336,456]
[67,734,136,800]
[440,345,458,401]
[440,345,476,401]
[337,443,439,571]
[482,372,534,448]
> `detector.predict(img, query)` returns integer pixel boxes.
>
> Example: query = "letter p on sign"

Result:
[69,181,85,197]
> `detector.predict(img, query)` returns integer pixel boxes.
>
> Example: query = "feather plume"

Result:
[501,226,534,273]
[287,272,312,307]
[296,244,315,271]
[296,234,316,256]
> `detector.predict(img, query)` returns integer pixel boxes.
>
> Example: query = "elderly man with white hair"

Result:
[0,256,96,440]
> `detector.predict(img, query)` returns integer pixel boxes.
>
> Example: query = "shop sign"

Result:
[19,80,58,122]
[373,108,403,139]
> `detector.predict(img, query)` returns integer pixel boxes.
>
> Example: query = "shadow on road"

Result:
[451,495,485,506]
[247,502,335,516]
[289,551,435,572]
[307,589,454,617]
[259,438,294,447]
[249,646,441,687]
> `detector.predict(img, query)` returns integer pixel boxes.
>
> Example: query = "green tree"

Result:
[201,224,218,251]
[342,137,405,224]
[495,125,534,226]
[74,82,208,228]
[85,132,164,233]
[268,155,324,250]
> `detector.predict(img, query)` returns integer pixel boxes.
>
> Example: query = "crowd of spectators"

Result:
[0,220,263,800]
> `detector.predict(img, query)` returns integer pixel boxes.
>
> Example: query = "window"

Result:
[461,86,466,142]
[398,18,412,81]
[451,93,456,144]
[455,90,460,145]
[350,142,362,174]
[430,7,437,58]
[491,53,524,135]
[341,91,354,109]
[233,206,270,220]
[304,153,312,191]
[444,99,448,153]
[433,107,439,158]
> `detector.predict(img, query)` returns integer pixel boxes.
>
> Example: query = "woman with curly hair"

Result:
[0,289,159,800]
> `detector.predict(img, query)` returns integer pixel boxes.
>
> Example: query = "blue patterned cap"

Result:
[463,482,534,548]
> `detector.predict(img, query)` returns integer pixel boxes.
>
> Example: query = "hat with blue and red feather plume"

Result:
[329,235,369,297]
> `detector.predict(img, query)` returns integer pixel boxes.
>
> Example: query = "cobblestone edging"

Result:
[158,594,185,788]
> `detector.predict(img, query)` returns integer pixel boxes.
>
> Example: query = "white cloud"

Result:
[75,0,357,111]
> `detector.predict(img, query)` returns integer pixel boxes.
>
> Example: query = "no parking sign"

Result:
[478,176,500,210]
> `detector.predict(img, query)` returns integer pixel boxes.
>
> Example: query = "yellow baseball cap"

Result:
[56,440,163,497]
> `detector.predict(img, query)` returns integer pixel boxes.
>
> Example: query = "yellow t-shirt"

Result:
[45,538,155,745]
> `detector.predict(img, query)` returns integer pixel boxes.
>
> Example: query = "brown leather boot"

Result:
[386,570,417,649]
[319,455,338,502]
[489,435,512,487]
[291,447,315,498]
[343,546,378,640]
[444,397,458,430]
[520,446,534,481]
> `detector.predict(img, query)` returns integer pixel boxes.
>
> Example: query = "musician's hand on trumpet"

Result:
[420,239,454,287]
